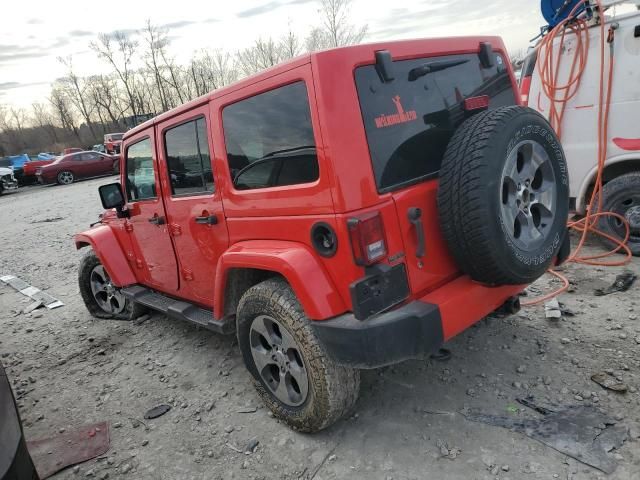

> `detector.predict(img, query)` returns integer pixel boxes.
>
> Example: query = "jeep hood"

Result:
[0,167,13,176]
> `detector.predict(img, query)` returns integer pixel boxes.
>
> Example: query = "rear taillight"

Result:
[463,95,489,111]
[520,76,532,105]
[347,211,387,266]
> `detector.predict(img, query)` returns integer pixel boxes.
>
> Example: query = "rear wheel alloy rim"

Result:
[89,265,126,314]
[58,171,73,184]
[500,140,557,251]
[249,314,309,407]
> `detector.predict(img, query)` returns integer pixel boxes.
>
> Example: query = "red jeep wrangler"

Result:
[75,37,570,432]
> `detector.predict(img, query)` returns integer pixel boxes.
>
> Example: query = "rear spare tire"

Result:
[437,106,569,285]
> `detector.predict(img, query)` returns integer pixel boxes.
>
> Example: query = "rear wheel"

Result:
[57,170,74,185]
[596,172,640,256]
[78,250,146,320]
[437,106,569,285]
[237,278,360,432]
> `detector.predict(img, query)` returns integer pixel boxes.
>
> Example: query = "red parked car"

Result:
[37,151,119,185]
[104,133,124,154]
[75,37,569,432]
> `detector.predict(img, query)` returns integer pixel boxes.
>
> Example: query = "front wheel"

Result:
[57,170,74,185]
[78,250,146,320]
[596,172,640,256]
[237,278,360,432]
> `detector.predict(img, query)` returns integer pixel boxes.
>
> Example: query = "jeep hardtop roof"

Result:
[124,36,508,140]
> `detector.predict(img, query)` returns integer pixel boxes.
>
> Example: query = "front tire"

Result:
[57,170,74,185]
[237,278,360,432]
[78,250,146,320]
[596,172,640,256]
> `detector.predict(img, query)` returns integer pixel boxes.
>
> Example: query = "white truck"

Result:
[521,0,640,255]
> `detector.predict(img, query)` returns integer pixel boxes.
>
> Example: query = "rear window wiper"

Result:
[408,59,469,81]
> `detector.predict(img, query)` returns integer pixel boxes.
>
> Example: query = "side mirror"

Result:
[98,182,127,217]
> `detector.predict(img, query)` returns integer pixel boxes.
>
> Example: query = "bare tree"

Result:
[318,0,367,48]
[58,55,98,140]
[237,38,282,76]
[91,31,140,118]
[49,85,81,142]
[280,23,302,60]
[32,102,59,143]
[142,20,171,111]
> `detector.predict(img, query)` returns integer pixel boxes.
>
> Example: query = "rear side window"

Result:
[126,138,156,201]
[222,81,318,190]
[355,52,516,192]
[164,118,213,196]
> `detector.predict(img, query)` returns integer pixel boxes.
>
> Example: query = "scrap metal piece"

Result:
[594,271,637,296]
[0,275,64,309]
[27,422,110,479]
[464,400,628,474]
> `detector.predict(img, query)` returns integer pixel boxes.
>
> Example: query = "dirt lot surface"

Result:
[1,177,639,480]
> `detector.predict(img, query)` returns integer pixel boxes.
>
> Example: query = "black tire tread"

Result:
[596,172,640,256]
[437,105,566,284]
[236,277,360,433]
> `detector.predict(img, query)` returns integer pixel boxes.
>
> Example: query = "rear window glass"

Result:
[222,81,318,190]
[355,52,516,192]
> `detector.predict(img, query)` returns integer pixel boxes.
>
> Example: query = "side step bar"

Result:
[121,285,233,335]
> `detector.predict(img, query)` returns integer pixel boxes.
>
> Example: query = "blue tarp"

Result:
[7,154,30,168]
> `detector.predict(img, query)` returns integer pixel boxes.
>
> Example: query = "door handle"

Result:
[195,214,218,225]
[407,207,425,258]
[148,215,165,225]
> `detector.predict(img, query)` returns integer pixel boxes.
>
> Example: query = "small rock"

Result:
[207,450,214,458]
[142,440,148,446]
[99,472,109,480]
[224,425,234,433]
[120,463,132,474]
[516,365,527,374]
[560,338,570,345]
[205,402,215,412]
[502,465,510,472]
[73,466,80,474]
[328,454,337,462]
[85,469,95,477]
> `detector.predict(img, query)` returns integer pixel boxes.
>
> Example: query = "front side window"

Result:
[222,81,318,190]
[126,138,156,201]
[164,117,213,196]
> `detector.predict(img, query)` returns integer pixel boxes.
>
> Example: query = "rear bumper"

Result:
[312,301,443,369]
[312,276,524,369]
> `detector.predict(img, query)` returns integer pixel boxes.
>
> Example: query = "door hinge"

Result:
[181,268,194,281]
[169,223,182,236]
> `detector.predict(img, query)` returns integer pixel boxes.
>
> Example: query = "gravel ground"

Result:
[1,177,639,480]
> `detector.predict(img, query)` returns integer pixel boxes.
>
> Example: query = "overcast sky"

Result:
[0,0,545,109]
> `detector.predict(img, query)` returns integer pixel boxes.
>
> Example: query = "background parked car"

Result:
[104,133,123,154]
[37,151,119,185]
[0,166,19,195]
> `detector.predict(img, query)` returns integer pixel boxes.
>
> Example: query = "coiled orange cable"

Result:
[522,0,631,306]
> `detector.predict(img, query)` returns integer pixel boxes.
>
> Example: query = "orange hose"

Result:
[522,0,631,307]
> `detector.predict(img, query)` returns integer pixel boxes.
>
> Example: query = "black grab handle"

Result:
[407,207,425,258]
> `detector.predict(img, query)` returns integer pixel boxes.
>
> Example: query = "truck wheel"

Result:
[437,106,569,285]
[78,250,146,320]
[236,278,360,432]
[57,170,74,185]
[596,172,640,256]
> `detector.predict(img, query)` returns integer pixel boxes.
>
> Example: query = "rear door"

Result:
[123,129,179,292]
[355,51,517,296]
[156,105,229,307]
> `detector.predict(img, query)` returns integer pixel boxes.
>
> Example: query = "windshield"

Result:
[111,134,124,140]
[355,52,516,192]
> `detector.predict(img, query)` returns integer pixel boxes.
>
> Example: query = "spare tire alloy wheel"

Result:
[437,106,569,285]
[58,170,74,185]
[249,314,309,406]
[500,140,557,251]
